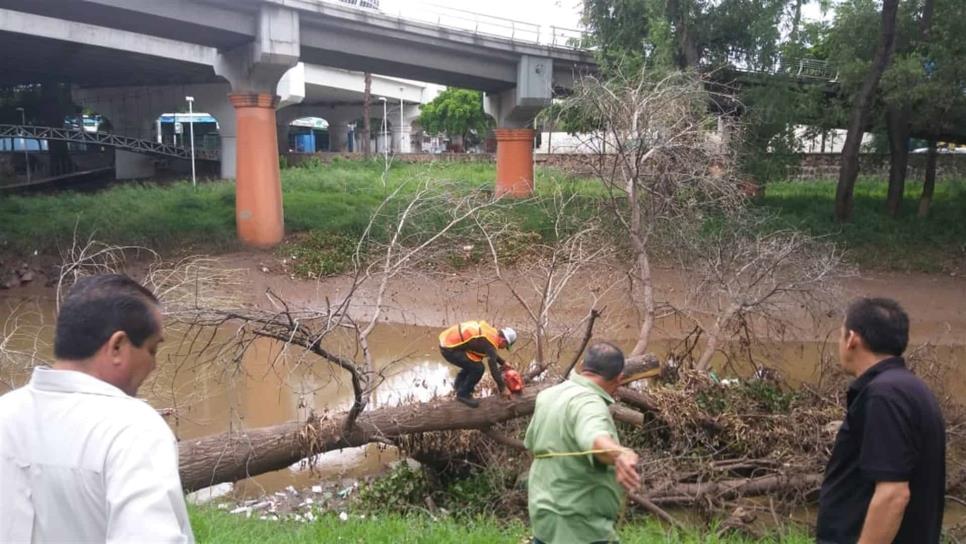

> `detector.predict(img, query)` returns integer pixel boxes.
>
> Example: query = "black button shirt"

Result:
[817,357,946,543]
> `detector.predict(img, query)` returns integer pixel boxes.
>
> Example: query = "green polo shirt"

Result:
[524,374,623,544]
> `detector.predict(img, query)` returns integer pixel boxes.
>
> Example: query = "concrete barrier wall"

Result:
[790,153,966,181]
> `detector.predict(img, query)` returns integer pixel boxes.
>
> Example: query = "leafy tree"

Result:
[418,89,493,149]
[830,0,900,222]
[581,0,819,185]
[824,0,965,218]
[582,0,789,72]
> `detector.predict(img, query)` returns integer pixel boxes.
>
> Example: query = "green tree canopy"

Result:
[417,88,493,143]
[582,0,790,72]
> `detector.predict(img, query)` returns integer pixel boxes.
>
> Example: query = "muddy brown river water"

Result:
[2,278,964,528]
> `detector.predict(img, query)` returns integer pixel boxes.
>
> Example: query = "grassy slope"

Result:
[0,161,586,254]
[761,178,966,272]
[189,507,812,544]
[1,160,963,271]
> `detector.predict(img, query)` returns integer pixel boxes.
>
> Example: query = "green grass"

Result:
[0,159,591,256]
[760,178,966,272]
[1,159,963,273]
[188,507,812,544]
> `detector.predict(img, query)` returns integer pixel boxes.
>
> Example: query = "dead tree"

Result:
[474,190,614,378]
[543,69,746,358]
[669,217,846,371]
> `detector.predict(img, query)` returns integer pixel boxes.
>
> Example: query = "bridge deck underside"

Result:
[0,30,219,87]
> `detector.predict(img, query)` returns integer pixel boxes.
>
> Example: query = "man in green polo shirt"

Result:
[524,342,641,544]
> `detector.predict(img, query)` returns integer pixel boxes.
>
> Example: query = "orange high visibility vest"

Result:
[438,320,502,362]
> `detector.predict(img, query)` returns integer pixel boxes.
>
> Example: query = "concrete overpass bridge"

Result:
[0,0,594,246]
[67,68,438,178]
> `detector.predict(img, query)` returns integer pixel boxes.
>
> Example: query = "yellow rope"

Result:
[533,448,626,459]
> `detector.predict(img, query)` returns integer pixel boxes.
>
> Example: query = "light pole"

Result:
[398,87,404,154]
[15,107,29,184]
[185,96,197,188]
[378,96,388,162]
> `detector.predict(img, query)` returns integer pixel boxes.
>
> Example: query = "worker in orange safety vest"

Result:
[438,320,517,407]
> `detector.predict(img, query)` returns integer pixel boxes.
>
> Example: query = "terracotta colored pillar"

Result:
[494,128,535,197]
[230,92,284,248]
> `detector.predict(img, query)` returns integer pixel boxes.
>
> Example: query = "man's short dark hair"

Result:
[581,341,625,380]
[845,297,909,357]
[54,274,160,360]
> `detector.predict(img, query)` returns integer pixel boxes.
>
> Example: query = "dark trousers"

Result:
[533,537,620,544]
[440,347,484,398]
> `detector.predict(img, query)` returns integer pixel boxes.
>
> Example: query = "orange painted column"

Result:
[494,128,535,197]
[229,92,284,248]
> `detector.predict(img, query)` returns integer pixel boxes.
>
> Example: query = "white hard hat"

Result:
[500,327,517,348]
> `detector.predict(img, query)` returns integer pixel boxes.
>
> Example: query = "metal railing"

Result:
[335,0,380,9]
[0,125,220,161]
[779,57,838,81]
[321,0,591,50]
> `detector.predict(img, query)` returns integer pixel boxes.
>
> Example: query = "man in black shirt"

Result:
[817,297,946,544]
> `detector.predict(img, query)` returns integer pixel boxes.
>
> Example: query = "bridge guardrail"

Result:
[0,125,219,161]
[319,0,591,50]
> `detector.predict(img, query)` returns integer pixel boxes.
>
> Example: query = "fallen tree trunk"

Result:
[179,386,549,492]
[178,383,654,492]
[178,390,827,514]
[645,473,823,505]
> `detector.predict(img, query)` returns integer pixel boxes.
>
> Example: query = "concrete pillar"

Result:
[213,4,299,247]
[277,121,290,154]
[494,129,535,197]
[483,56,553,197]
[391,126,412,154]
[230,92,284,248]
[376,130,391,154]
[329,122,349,152]
[355,129,369,154]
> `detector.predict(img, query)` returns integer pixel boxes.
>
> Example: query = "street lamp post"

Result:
[378,96,388,162]
[399,87,405,154]
[185,96,197,188]
[15,107,29,184]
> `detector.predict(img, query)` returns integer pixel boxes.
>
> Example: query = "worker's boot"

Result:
[456,394,480,408]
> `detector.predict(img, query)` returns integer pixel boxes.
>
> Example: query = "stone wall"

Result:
[282,152,493,167]
[789,153,966,181]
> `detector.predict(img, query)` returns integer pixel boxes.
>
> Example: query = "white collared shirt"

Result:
[0,367,195,543]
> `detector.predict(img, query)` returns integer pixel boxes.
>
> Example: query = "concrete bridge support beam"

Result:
[390,126,410,154]
[72,82,239,180]
[484,56,553,197]
[329,122,349,152]
[215,4,300,248]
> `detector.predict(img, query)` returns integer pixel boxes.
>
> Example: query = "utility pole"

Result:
[186,96,197,188]
[15,107,29,184]
[399,87,404,154]
[379,96,388,162]
[362,72,372,157]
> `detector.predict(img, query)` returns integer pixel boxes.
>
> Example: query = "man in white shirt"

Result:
[0,274,194,543]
